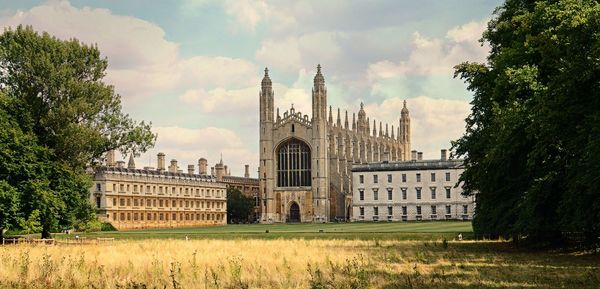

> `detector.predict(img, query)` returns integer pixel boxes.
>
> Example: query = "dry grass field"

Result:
[1,238,599,289]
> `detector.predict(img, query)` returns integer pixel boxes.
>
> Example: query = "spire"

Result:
[373,119,377,136]
[277,107,280,119]
[401,99,409,117]
[344,110,349,129]
[261,67,272,87]
[313,64,325,86]
[385,123,389,137]
[379,121,383,137]
[219,153,223,165]
[328,106,333,123]
[352,113,356,130]
[367,117,370,134]
[336,108,341,127]
[391,125,395,138]
[127,154,135,169]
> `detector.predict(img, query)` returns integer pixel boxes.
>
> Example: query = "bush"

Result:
[101,222,117,231]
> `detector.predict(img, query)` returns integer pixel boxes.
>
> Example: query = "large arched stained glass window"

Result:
[277,139,311,187]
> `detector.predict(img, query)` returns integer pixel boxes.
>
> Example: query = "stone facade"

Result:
[351,150,475,222]
[259,65,411,223]
[91,153,227,230]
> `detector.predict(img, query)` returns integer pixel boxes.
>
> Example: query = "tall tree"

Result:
[0,26,156,238]
[453,0,600,244]
[226,188,254,224]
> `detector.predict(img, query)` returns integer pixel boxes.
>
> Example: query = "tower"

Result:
[259,68,275,222]
[399,100,411,160]
[312,64,329,222]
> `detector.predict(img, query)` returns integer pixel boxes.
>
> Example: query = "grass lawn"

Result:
[55,221,473,240]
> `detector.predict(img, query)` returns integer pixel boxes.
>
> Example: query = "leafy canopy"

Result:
[453,0,600,244]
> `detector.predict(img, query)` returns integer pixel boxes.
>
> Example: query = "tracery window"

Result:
[277,139,311,187]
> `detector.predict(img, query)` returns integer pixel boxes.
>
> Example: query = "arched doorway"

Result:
[289,202,300,223]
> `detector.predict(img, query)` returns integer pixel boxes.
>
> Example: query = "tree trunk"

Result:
[0,227,4,242]
[41,225,51,239]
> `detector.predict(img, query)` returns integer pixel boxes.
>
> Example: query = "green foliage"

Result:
[226,188,255,224]
[101,222,118,232]
[453,0,600,245]
[0,180,20,239]
[0,26,156,238]
[19,209,42,235]
[0,25,156,168]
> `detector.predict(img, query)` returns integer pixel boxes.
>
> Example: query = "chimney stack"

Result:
[188,165,195,175]
[157,152,165,171]
[169,159,178,173]
[417,152,423,160]
[411,150,417,161]
[244,165,250,178]
[211,167,215,176]
[106,150,115,166]
[441,149,447,161]
[198,158,208,175]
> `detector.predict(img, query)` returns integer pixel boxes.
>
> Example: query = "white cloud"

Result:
[0,1,259,101]
[256,32,345,73]
[133,126,258,176]
[363,96,470,160]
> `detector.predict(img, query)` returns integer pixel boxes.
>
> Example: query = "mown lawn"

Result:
[55,221,473,240]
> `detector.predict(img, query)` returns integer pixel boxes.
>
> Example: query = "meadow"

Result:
[1,222,598,289]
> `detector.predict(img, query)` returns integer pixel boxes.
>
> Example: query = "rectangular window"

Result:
[431,205,437,215]
[112,198,116,206]
[416,173,421,182]
[374,207,379,216]
[112,184,116,192]
[416,188,421,200]
[446,187,451,199]
[387,188,393,200]
[120,184,124,192]
[463,205,468,214]
[401,188,407,200]
[402,174,406,182]
[127,198,131,206]
[373,189,379,201]
[431,173,436,182]
[431,187,436,199]
[446,205,451,214]
[134,199,138,207]
[96,183,101,191]
[446,172,451,182]
[359,190,364,201]
[387,206,392,216]
[359,175,364,184]
[159,200,164,207]
[359,207,364,216]
[416,206,421,215]
[373,175,378,184]
[402,206,407,215]
[120,198,125,206]
[95,196,101,208]
[387,174,392,183]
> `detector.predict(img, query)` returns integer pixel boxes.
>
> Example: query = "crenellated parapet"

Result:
[274,105,312,129]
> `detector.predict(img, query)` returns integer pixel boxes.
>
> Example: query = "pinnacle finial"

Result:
[403,99,407,108]
[360,102,364,109]
[317,64,321,73]
[264,67,269,76]
[220,153,223,165]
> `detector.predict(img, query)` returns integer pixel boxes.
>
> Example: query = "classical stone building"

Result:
[91,152,227,230]
[259,65,411,223]
[351,150,475,222]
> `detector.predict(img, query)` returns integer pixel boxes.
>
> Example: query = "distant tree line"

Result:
[453,0,600,247]
[0,26,155,239]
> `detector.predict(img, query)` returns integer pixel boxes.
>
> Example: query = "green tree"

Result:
[453,0,600,245]
[226,188,255,224]
[0,26,156,238]
[0,180,20,240]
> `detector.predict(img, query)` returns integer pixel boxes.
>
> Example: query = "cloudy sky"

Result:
[0,0,501,176]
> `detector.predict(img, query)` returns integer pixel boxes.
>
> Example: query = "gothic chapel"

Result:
[259,65,411,223]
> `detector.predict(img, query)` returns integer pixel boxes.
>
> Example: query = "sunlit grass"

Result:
[1,238,598,288]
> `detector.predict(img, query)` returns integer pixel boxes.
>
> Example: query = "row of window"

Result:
[359,204,469,216]
[358,187,467,201]
[108,197,224,210]
[359,172,452,184]
[111,212,225,222]
[97,183,224,197]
